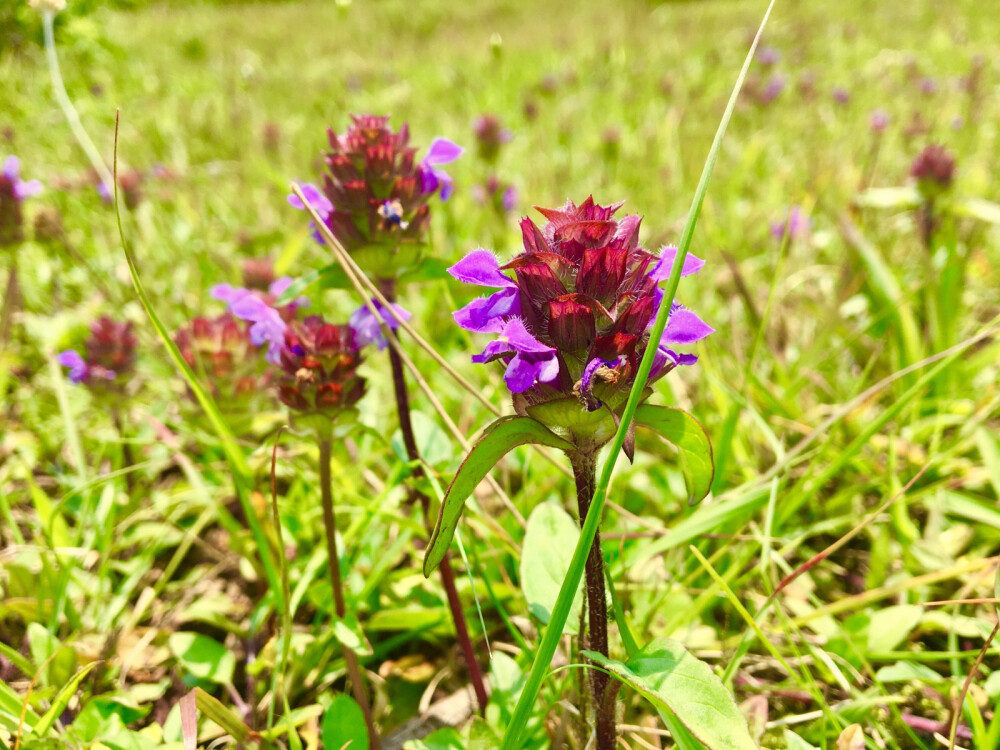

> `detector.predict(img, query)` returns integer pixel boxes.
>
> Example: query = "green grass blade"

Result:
[500,2,776,745]
[33,662,98,737]
[111,113,281,600]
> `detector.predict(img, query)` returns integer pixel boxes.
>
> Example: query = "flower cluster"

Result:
[911,144,956,197]
[472,114,512,164]
[59,317,137,386]
[449,197,711,429]
[173,313,270,402]
[211,275,308,363]
[290,115,462,276]
[276,316,366,418]
[1,156,42,246]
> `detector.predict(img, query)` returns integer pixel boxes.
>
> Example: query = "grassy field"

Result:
[2,0,1000,747]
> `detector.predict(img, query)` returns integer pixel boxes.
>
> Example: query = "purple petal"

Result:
[3,156,20,180]
[13,179,42,200]
[649,246,705,281]
[453,287,520,333]
[448,249,516,288]
[97,182,113,204]
[501,186,518,212]
[288,182,333,219]
[436,169,455,201]
[268,277,293,298]
[652,347,698,377]
[499,318,556,355]
[211,284,252,307]
[349,301,411,350]
[471,337,514,364]
[422,137,463,166]
[58,349,89,384]
[504,351,559,393]
[662,306,714,345]
[230,295,287,362]
[419,164,439,195]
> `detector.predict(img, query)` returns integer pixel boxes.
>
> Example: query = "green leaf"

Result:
[321,694,368,750]
[168,632,235,685]
[783,729,820,750]
[33,662,99,737]
[867,605,923,653]
[403,727,464,750]
[520,503,584,634]
[331,616,373,658]
[952,197,1000,224]
[874,661,945,683]
[853,185,922,209]
[273,261,352,306]
[634,405,714,503]
[423,416,572,576]
[585,638,756,750]
[192,687,256,743]
[976,428,1000,500]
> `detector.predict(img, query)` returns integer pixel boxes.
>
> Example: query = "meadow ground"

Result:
[2,0,1000,747]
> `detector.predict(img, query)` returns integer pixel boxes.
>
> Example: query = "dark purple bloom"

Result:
[419,137,463,201]
[58,317,136,386]
[911,144,956,194]
[760,74,786,104]
[276,316,366,417]
[832,87,850,105]
[918,77,937,95]
[450,197,711,414]
[756,46,781,66]
[472,115,513,163]
[349,300,411,350]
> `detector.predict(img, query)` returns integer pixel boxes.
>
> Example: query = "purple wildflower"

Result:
[419,137,463,201]
[869,109,890,133]
[229,295,287,365]
[832,87,850,105]
[58,350,96,384]
[771,206,810,241]
[3,157,43,200]
[757,46,781,66]
[349,300,412,350]
[450,197,711,409]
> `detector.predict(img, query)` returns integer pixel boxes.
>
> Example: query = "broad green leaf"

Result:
[423,416,572,576]
[321,694,368,750]
[585,638,756,750]
[168,633,235,685]
[33,662,99,737]
[634,405,714,503]
[27,622,75,687]
[867,605,922,653]
[519,503,584,634]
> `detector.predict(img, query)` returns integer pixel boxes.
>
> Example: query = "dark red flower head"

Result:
[289,115,462,279]
[174,313,270,402]
[911,144,956,195]
[450,197,712,441]
[277,315,366,418]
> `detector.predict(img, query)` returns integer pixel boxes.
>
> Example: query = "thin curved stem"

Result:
[43,11,114,190]
[319,438,380,750]
[381,280,490,714]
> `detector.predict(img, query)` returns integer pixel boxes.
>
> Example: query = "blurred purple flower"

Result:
[771,206,810,241]
[919,77,937,95]
[419,137,463,201]
[3,156,42,200]
[832,87,850,105]
[869,108,890,132]
[757,46,781,66]
[349,300,412,350]
[229,295,287,365]
[760,74,786,104]
[502,185,518,212]
[288,182,333,219]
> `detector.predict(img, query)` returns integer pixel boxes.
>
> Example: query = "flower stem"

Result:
[380,279,490,713]
[318,437,380,750]
[1,259,18,344]
[570,450,615,750]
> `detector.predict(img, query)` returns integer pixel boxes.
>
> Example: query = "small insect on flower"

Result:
[377,199,409,230]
